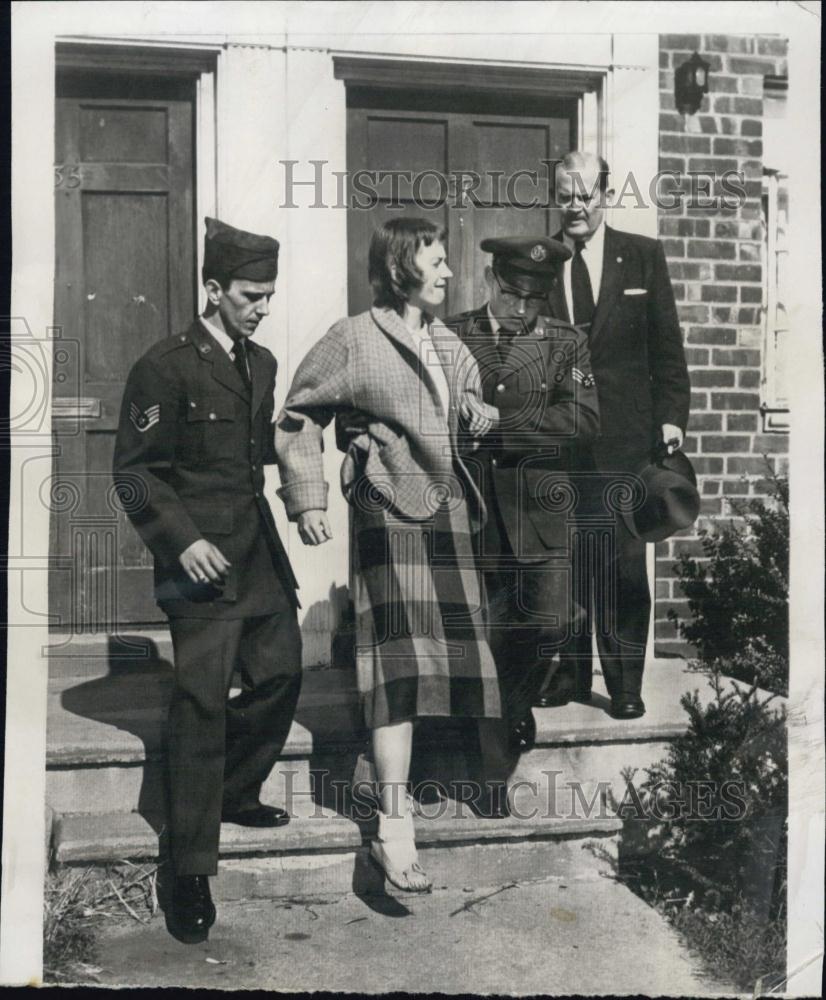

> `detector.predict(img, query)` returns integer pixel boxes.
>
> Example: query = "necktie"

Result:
[571,241,596,329]
[231,338,251,389]
[497,330,515,370]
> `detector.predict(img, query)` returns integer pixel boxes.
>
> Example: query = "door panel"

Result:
[51,73,196,629]
[346,90,576,317]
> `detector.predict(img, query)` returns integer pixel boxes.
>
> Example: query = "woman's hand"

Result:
[460,396,498,438]
[297,510,332,545]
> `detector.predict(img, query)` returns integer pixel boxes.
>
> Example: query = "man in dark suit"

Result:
[446,237,600,785]
[113,218,302,943]
[539,151,690,719]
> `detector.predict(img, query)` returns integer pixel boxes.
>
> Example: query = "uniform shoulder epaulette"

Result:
[147,332,194,360]
[541,317,587,339]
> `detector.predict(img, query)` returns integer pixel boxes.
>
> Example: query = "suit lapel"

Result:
[589,226,624,345]
[548,229,571,322]
[547,279,570,323]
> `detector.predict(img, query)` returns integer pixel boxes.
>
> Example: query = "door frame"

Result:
[333,54,606,151]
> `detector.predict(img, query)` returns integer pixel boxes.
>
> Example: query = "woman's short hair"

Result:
[369,218,447,314]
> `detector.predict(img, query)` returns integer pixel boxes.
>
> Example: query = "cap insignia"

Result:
[531,244,548,262]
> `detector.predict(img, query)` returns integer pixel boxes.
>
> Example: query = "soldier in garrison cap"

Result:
[113,218,300,945]
[445,235,600,812]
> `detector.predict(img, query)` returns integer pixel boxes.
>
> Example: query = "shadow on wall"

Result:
[300,583,354,669]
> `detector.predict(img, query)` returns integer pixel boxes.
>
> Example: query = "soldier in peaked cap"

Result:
[445,236,600,812]
[113,218,301,944]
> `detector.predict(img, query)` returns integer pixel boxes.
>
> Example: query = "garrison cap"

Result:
[202,217,280,283]
[481,235,571,293]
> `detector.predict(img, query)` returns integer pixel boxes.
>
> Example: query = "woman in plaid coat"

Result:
[275,219,500,892]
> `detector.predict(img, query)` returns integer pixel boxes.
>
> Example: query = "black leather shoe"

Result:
[169,875,216,944]
[610,696,646,720]
[535,689,572,708]
[221,804,290,828]
[508,712,537,753]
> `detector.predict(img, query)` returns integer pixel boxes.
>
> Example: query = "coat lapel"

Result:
[371,306,448,420]
[547,275,570,323]
[588,226,624,345]
[547,229,571,323]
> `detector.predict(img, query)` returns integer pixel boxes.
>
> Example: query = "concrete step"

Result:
[52,795,621,900]
[47,665,363,765]
[48,656,715,815]
[49,656,706,767]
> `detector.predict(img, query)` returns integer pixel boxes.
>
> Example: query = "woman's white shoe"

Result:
[370,808,432,893]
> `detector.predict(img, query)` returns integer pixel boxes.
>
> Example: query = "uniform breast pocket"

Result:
[181,397,237,464]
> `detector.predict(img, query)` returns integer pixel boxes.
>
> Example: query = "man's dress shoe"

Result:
[221,804,290,828]
[169,875,216,944]
[508,712,537,753]
[610,696,646,720]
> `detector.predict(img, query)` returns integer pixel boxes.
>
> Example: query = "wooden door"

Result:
[346,88,576,316]
[51,72,196,629]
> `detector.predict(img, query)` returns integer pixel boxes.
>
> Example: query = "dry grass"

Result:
[43,861,160,984]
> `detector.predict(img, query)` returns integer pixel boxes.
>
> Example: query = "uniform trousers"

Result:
[166,608,302,876]
[486,561,577,726]
[555,473,651,701]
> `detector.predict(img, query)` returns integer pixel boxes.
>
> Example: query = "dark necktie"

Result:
[497,330,516,370]
[231,338,251,390]
[571,240,596,329]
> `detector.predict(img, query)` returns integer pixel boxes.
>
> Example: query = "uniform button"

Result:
[540,382,547,390]
[254,491,261,498]
[496,383,505,393]
[251,464,257,471]
[190,401,197,408]
[209,412,216,421]
[250,437,255,445]
[491,457,498,467]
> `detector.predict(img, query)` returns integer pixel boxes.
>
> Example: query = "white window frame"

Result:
[761,169,790,433]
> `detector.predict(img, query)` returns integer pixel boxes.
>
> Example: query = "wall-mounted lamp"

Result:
[675,52,711,115]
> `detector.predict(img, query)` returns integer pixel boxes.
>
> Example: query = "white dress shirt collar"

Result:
[199,315,238,357]
[485,303,502,343]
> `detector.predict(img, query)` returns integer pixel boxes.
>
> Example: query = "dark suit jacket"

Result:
[113,320,299,617]
[548,225,690,471]
[445,307,599,560]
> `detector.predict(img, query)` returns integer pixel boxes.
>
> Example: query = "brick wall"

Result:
[655,34,790,655]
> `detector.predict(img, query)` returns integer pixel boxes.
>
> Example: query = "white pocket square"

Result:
[624,288,647,296]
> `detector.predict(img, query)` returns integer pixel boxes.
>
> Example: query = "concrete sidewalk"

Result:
[85,872,732,994]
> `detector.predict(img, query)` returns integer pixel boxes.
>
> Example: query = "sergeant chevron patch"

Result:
[130,402,160,432]
[572,368,595,387]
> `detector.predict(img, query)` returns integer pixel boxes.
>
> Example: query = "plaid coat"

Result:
[275,307,501,726]
[275,307,487,526]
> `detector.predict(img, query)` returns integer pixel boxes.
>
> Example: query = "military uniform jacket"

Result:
[445,307,600,560]
[548,225,690,471]
[113,320,299,617]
